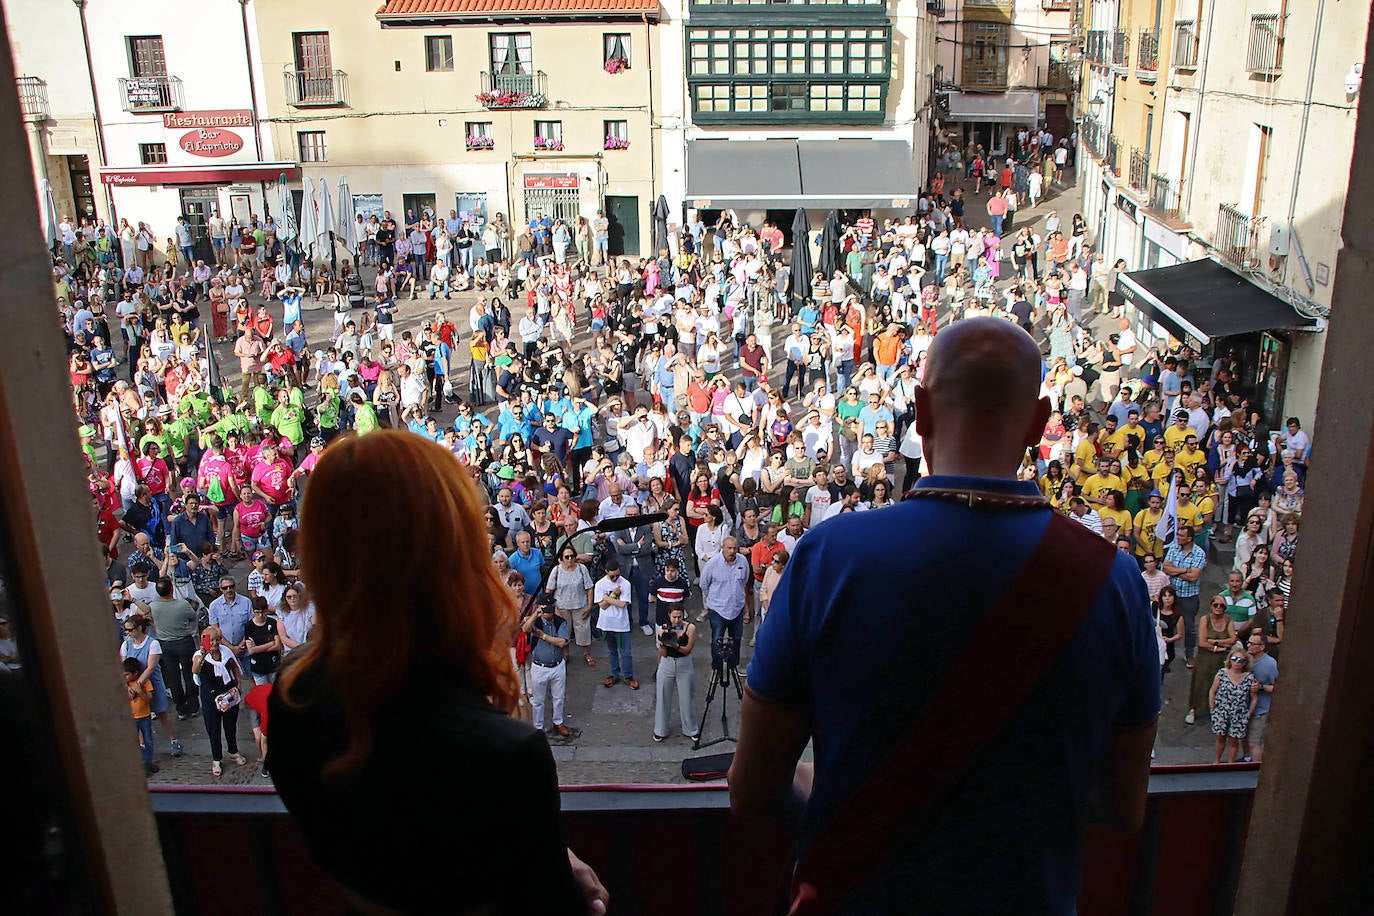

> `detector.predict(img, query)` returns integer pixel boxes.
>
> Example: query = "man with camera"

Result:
[653,603,698,742]
[522,592,572,738]
[698,536,752,672]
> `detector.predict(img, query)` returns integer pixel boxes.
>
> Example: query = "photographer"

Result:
[523,592,572,738]
[652,603,698,742]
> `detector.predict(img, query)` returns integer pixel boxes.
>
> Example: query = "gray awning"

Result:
[686,139,917,210]
[947,90,1040,124]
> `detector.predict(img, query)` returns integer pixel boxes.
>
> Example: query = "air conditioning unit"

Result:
[1268,221,1290,257]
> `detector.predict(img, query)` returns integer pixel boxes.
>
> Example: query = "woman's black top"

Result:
[268,662,583,915]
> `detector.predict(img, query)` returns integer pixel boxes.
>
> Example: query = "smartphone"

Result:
[201,634,213,653]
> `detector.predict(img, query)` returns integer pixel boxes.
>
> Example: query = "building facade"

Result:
[1078,0,1368,426]
[934,0,1078,155]
[660,0,937,236]
[250,0,662,259]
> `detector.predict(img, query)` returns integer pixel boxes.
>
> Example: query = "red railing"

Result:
[150,765,1258,916]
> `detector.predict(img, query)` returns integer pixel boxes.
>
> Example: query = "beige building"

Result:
[1079,0,1368,426]
[253,0,663,258]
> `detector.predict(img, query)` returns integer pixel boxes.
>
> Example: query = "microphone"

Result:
[592,512,667,533]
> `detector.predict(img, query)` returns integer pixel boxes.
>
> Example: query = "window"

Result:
[604,33,631,68]
[604,120,629,142]
[961,21,1009,88]
[127,36,166,77]
[298,130,327,163]
[425,35,454,72]
[534,120,563,146]
[490,33,534,75]
[466,121,493,140]
[138,142,167,165]
[770,83,806,111]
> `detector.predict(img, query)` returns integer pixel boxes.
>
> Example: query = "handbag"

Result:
[786,512,1119,916]
[214,686,242,713]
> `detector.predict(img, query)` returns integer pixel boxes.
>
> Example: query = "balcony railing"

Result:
[285,69,348,107]
[1080,117,1103,157]
[117,75,183,113]
[16,76,48,121]
[1128,148,1149,191]
[1246,13,1282,73]
[1173,20,1199,68]
[1046,59,1076,89]
[1105,132,1121,173]
[1149,173,1183,218]
[1217,203,1268,269]
[926,0,945,15]
[1041,0,1073,9]
[1111,30,1130,68]
[1136,28,1159,78]
[478,70,549,109]
[961,65,1009,90]
[1088,29,1130,67]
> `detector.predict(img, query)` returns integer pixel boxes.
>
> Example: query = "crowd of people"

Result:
[52,137,1303,777]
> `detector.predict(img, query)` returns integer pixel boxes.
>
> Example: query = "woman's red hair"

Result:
[278,431,519,776]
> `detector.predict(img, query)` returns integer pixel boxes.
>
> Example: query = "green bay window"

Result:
[687,23,890,123]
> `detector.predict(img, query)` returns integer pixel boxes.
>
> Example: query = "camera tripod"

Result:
[692,657,745,751]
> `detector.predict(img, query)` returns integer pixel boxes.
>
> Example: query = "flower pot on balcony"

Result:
[465,137,495,152]
[533,139,565,152]
[603,138,630,151]
[604,58,629,75]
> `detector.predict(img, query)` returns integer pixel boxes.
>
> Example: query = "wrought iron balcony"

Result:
[1246,13,1282,74]
[1079,117,1103,157]
[1149,173,1182,219]
[1136,28,1159,78]
[284,69,349,107]
[1105,132,1120,173]
[1173,20,1199,68]
[118,75,183,113]
[16,76,48,121]
[926,0,945,15]
[1217,203,1268,269]
[1128,148,1149,191]
[477,70,549,109]
[1046,59,1076,90]
[1111,30,1130,69]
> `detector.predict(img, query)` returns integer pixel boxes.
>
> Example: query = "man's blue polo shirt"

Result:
[749,474,1161,914]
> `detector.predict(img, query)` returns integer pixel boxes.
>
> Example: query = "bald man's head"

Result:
[922,318,1042,418]
[914,318,1050,476]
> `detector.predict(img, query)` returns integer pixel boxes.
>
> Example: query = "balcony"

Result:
[1173,20,1199,68]
[1128,148,1149,191]
[1079,117,1102,157]
[117,75,183,113]
[1217,203,1268,269]
[1136,28,1159,80]
[1111,30,1130,69]
[284,69,348,107]
[926,0,945,15]
[963,0,1013,21]
[150,767,1258,916]
[1041,0,1073,9]
[1148,173,1183,219]
[1105,132,1120,173]
[16,75,48,122]
[1246,13,1282,74]
[961,65,1009,90]
[478,70,549,109]
[1045,59,1076,90]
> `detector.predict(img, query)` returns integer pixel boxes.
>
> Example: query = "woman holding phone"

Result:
[192,624,247,778]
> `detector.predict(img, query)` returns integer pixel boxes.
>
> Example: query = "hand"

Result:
[127,684,139,700]
[567,849,609,915]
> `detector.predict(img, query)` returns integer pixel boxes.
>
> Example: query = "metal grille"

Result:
[523,188,580,227]
[1246,14,1282,73]
[1173,21,1198,67]
[1137,29,1159,73]
[129,36,166,77]
[1149,174,1181,218]
[1128,149,1149,191]
[1217,203,1267,268]
[16,76,48,121]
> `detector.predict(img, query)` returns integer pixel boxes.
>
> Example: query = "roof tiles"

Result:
[378,0,659,17]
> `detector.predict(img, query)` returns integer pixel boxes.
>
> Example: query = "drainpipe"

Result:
[72,0,116,226]
[239,0,270,218]
[1282,0,1323,287]
[644,11,656,249]
[1182,0,1215,220]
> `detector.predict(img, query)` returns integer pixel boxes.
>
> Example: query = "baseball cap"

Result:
[252,550,265,560]
[536,591,557,610]
[310,436,325,448]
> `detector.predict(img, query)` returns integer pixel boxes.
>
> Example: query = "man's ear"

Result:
[1022,396,1052,451]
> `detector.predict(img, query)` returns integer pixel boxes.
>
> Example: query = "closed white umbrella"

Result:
[275,173,297,246]
[315,176,336,273]
[336,175,359,254]
[298,177,319,265]
[39,178,58,252]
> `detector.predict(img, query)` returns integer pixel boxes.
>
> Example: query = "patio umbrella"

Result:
[316,176,337,276]
[298,177,319,266]
[336,175,359,257]
[817,210,841,280]
[789,209,813,314]
[38,178,58,253]
[652,195,670,252]
[275,174,297,248]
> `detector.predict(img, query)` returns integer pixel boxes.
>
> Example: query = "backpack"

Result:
[206,474,225,505]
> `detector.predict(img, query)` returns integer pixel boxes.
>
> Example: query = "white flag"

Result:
[1155,480,1178,546]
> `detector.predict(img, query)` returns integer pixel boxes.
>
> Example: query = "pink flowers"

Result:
[475,90,547,108]
[604,58,628,74]
[465,135,495,151]
[604,136,630,150]
[534,136,565,152]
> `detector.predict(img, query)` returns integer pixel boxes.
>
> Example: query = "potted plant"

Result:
[603,136,630,151]
[465,134,495,151]
[603,57,629,74]
[533,136,565,152]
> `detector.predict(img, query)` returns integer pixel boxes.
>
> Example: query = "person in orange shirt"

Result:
[125,657,159,776]
[873,323,903,383]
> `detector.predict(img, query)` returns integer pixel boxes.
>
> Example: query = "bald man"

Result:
[731,318,1160,914]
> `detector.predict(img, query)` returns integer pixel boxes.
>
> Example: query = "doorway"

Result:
[65,155,95,221]
[403,193,437,226]
[178,186,218,263]
[604,194,639,258]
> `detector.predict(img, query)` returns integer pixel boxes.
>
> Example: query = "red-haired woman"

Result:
[269,431,607,915]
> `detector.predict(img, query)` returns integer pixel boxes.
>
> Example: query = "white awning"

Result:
[947,90,1041,125]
